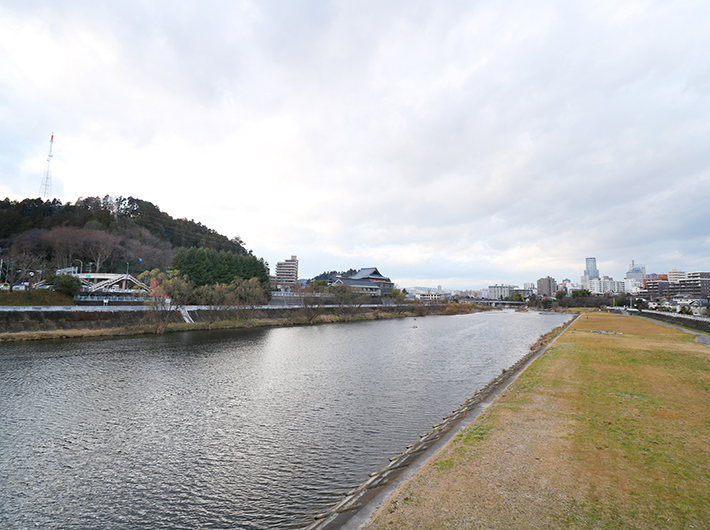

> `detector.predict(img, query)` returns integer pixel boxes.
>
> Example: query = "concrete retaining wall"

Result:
[639,310,710,334]
[0,305,406,334]
[0,309,149,333]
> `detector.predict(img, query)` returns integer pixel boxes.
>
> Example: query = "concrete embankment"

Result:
[0,306,151,333]
[357,312,710,530]
[306,316,577,530]
[0,304,418,336]
[638,309,710,334]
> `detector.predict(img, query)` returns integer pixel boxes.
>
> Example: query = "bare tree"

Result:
[82,230,120,272]
[6,245,47,296]
[42,227,84,270]
[233,277,267,321]
[139,269,194,333]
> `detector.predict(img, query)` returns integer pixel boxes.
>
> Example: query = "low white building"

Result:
[415,291,444,301]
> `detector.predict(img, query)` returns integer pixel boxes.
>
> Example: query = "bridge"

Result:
[474,299,526,308]
[76,273,149,293]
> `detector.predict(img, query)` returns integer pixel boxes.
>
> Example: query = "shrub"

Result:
[54,274,82,298]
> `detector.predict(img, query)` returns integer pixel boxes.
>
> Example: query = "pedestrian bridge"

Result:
[76,273,149,293]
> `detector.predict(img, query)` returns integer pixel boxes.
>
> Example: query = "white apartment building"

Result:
[588,278,626,295]
[668,269,686,282]
[275,255,299,286]
[488,284,517,299]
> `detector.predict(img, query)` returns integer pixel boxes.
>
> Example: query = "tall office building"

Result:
[581,257,600,288]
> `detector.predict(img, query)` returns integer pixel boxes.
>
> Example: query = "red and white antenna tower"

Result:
[39,133,54,200]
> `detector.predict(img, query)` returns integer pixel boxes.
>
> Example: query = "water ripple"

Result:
[1,311,571,529]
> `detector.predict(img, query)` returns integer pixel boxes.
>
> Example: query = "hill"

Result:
[0,196,256,278]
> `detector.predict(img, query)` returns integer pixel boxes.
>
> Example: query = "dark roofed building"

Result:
[331,278,382,296]
[349,267,394,295]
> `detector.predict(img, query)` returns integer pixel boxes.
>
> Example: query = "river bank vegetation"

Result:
[364,312,710,529]
[0,300,489,342]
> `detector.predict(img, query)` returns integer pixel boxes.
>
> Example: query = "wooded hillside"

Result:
[0,196,246,254]
[0,196,263,281]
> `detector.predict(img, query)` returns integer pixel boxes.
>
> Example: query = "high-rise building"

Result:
[275,255,298,286]
[581,257,600,288]
[625,260,646,282]
[585,258,600,278]
[537,276,558,297]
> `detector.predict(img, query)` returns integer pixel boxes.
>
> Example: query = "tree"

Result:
[233,277,268,321]
[0,196,251,263]
[82,230,121,272]
[311,269,358,281]
[555,290,567,300]
[41,226,85,270]
[193,283,235,324]
[572,289,592,298]
[138,268,195,332]
[391,288,409,314]
[298,283,326,323]
[526,293,539,308]
[328,283,357,315]
[171,247,269,288]
[511,292,524,302]
[5,235,48,296]
[53,274,82,297]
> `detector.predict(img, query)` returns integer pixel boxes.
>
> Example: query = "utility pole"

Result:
[39,133,54,200]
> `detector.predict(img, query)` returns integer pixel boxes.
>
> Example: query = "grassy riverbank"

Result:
[364,312,710,529]
[0,303,488,342]
[0,290,75,306]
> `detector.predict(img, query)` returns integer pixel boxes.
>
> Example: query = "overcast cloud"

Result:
[2,0,709,288]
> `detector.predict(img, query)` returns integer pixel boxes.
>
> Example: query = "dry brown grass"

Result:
[364,312,710,530]
[0,308,449,342]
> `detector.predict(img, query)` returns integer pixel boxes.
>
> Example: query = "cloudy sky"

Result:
[1,1,709,289]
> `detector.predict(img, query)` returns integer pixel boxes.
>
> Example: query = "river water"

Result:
[0,310,571,529]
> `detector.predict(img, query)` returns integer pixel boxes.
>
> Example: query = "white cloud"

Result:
[2,0,710,288]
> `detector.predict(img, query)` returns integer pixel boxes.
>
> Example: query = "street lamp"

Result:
[74,259,83,274]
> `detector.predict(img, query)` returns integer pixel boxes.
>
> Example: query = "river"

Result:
[0,310,572,529]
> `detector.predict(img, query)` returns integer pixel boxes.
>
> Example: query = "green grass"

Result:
[365,313,710,530]
[0,289,74,306]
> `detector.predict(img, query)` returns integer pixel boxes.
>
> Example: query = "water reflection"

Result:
[0,311,571,529]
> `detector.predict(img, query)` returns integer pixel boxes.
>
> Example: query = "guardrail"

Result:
[640,309,709,322]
